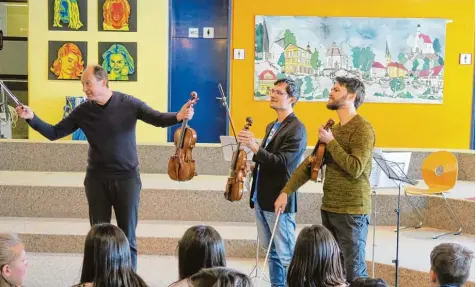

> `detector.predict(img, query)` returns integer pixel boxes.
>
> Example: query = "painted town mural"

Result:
[254,16,447,104]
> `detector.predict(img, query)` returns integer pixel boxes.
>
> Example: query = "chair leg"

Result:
[432,193,463,239]
[395,191,424,232]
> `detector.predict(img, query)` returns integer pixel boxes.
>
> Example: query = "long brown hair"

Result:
[0,234,23,287]
[287,225,346,287]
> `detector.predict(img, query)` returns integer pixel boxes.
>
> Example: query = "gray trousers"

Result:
[321,209,369,282]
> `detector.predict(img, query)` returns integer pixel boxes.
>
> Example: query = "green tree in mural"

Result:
[277,72,287,80]
[352,47,361,69]
[304,76,313,94]
[311,49,321,71]
[389,78,405,96]
[284,29,296,48]
[423,57,430,70]
[255,23,263,60]
[412,59,419,72]
[433,38,442,55]
[438,56,444,66]
[322,88,329,99]
[295,78,303,95]
[360,47,376,73]
[278,52,285,67]
[398,52,408,64]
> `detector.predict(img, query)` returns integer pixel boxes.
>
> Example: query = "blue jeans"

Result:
[321,209,369,282]
[255,203,296,287]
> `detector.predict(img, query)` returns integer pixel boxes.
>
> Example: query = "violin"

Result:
[225,117,253,202]
[167,92,199,181]
[309,119,335,182]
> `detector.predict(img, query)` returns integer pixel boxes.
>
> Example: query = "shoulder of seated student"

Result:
[168,278,189,287]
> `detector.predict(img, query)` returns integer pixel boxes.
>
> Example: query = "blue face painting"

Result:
[60,0,70,23]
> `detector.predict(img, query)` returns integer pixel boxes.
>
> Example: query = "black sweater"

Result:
[27,91,179,179]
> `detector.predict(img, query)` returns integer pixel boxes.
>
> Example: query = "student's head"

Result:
[80,223,147,286]
[178,225,226,280]
[188,267,252,287]
[269,78,299,110]
[328,76,365,111]
[0,234,27,287]
[287,225,346,287]
[430,243,474,286]
[81,64,110,101]
[350,277,388,287]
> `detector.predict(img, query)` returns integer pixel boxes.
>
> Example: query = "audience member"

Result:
[287,225,347,287]
[430,243,474,287]
[72,223,148,287]
[188,267,252,287]
[169,225,226,287]
[0,233,28,287]
[350,277,388,287]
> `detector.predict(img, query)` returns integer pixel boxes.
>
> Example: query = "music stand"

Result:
[372,153,417,287]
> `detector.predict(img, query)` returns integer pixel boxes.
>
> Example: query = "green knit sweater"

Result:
[282,114,375,214]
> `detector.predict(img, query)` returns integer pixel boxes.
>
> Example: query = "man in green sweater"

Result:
[274,76,375,282]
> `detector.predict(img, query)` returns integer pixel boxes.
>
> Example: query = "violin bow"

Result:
[217,83,239,144]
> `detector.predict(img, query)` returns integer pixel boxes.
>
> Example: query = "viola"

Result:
[225,117,253,202]
[167,92,198,181]
[309,119,335,182]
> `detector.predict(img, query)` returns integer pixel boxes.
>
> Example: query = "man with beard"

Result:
[237,78,307,287]
[275,76,375,282]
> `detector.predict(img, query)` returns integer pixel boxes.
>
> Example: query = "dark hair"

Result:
[177,225,226,280]
[334,76,365,109]
[287,225,346,287]
[274,78,299,107]
[79,223,148,287]
[430,243,474,285]
[350,277,388,287]
[188,267,252,287]
[92,65,109,87]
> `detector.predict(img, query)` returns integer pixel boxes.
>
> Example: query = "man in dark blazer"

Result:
[237,78,307,287]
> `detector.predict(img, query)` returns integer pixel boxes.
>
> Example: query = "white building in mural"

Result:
[269,38,285,62]
[325,42,349,70]
[411,24,434,54]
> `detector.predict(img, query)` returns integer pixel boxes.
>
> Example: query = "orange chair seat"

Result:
[404,185,450,195]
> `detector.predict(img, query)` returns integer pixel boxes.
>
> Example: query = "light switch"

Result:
[234,49,245,60]
[459,53,472,65]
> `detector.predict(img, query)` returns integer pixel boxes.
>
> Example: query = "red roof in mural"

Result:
[259,69,277,80]
[419,65,444,77]
[372,62,385,69]
[419,34,432,44]
[387,62,407,70]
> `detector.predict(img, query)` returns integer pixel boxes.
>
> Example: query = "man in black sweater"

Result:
[15,64,195,269]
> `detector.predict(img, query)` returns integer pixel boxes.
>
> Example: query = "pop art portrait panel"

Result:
[48,0,88,31]
[98,42,137,81]
[98,0,137,32]
[48,41,87,80]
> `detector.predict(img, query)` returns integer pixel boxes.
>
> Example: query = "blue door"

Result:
[168,0,229,143]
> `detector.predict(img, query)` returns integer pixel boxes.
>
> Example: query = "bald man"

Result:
[16,65,195,269]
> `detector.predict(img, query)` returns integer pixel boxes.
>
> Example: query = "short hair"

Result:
[274,78,299,107]
[350,277,388,287]
[430,243,474,285]
[92,65,109,87]
[334,76,366,109]
[188,267,252,287]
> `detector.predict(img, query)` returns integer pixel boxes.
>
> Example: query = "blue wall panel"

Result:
[168,0,229,144]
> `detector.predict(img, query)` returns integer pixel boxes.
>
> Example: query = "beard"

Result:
[326,94,348,110]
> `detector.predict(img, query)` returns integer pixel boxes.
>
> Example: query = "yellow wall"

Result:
[231,0,475,149]
[28,0,169,142]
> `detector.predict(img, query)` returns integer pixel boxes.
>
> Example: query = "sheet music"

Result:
[371,151,412,189]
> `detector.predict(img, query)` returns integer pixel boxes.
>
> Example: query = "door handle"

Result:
[0,30,3,50]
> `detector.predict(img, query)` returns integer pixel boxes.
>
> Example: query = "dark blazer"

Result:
[249,112,307,213]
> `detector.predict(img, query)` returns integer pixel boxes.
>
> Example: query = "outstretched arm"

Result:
[134,97,195,127]
[17,106,79,141]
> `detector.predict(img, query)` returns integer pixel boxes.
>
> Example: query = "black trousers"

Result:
[84,174,142,270]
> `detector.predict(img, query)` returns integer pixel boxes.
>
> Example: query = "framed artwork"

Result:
[48,41,87,80]
[48,0,88,31]
[98,0,137,32]
[98,42,137,81]
[254,16,447,104]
